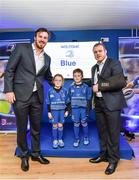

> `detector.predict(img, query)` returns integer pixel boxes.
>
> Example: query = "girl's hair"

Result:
[52,74,64,82]
[73,68,83,77]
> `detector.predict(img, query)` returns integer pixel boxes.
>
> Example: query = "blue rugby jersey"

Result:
[47,87,69,110]
[69,82,92,108]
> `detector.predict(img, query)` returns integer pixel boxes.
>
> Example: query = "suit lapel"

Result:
[44,53,49,68]
[26,44,49,75]
[91,65,97,84]
[92,58,110,84]
[27,44,36,74]
[100,58,110,76]
[36,53,49,75]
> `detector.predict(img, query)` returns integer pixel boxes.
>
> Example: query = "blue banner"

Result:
[0,39,30,132]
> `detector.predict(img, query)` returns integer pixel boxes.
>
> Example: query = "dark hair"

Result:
[52,74,64,82]
[93,42,106,51]
[73,68,83,77]
[34,28,49,37]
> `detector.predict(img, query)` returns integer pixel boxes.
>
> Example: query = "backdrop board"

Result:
[119,37,139,132]
[44,41,98,78]
[0,39,30,133]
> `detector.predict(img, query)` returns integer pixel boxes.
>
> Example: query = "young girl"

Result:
[47,74,69,148]
[69,68,92,147]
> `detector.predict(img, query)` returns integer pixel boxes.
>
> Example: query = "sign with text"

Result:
[44,41,97,78]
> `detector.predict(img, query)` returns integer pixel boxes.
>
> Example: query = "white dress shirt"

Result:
[32,44,45,92]
[94,57,107,97]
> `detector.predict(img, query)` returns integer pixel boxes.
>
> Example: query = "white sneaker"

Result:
[58,139,64,148]
[53,140,58,149]
[83,137,90,145]
[73,139,80,147]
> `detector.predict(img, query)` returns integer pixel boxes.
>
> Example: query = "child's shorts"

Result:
[71,107,87,122]
[49,110,65,124]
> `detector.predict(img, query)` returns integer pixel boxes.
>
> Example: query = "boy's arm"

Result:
[65,102,71,113]
[47,104,51,113]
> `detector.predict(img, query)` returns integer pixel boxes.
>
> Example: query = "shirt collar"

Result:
[53,86,62,92]
[74,81,83,86]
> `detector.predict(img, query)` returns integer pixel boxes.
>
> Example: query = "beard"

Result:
[35,40,46,50]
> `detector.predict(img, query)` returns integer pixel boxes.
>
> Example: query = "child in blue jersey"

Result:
[47,74,69,149]
[69,68,92,147]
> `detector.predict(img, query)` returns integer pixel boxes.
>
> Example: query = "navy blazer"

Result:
[4,43,53,103]
[91,58,127,111]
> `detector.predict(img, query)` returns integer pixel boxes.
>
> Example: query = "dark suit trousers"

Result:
[94,97,121,163]
[13,91,43,158]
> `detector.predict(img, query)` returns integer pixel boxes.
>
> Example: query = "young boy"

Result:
[69,68,92,147]
[47,74,69,148]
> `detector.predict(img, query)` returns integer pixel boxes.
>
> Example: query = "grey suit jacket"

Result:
[91,58,127,111]
[4,43,53,103]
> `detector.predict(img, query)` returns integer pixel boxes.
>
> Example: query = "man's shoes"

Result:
[21,157,29,171]
[31,155,50,164]
[105,163,118,175]
[89,156,108,163]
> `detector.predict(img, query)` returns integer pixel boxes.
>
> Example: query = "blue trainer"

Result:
[58,139,64,148]
[73,139,80,147]
[83,137,90,145]
[53,140,58,149]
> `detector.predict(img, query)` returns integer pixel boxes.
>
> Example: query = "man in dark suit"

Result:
[89,43,127,175]
[4,28,53,171]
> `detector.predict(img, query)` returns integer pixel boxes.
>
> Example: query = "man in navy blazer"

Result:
[4,28,53,171]
[89,43,127,175]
